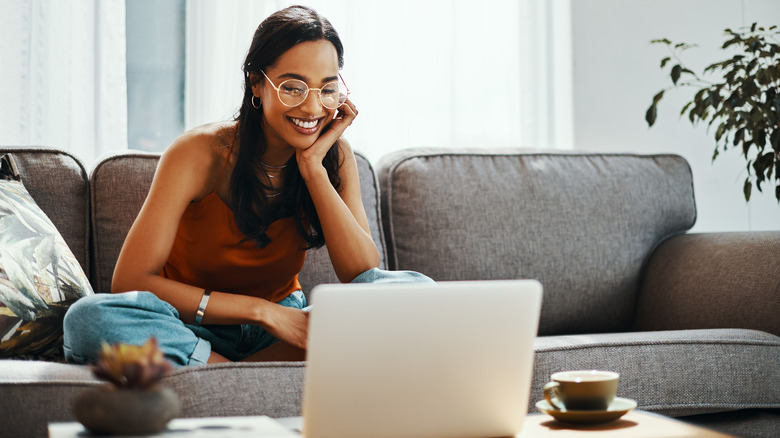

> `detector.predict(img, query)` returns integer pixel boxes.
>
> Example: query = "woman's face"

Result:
[252,40,341,152]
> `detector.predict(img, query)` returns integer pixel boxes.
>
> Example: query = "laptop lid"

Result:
[302,279,543,438]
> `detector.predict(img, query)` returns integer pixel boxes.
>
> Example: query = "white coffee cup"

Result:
[543,370,619,411]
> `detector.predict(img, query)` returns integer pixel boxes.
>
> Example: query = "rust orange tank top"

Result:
[160,140,306,303]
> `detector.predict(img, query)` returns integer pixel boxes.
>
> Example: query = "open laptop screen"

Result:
[302,279,543,438]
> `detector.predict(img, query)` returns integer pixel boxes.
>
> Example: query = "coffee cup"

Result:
[543,370,619,411]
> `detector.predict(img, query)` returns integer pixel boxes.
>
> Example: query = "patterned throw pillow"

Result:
[0,154,94,360]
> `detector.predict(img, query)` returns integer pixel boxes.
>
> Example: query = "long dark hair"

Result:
[234,5,344,248]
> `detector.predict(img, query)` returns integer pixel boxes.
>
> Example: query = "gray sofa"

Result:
[1,146,778,438]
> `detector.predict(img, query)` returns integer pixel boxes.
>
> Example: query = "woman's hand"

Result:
[290,97,380,282]
[296,98,358,174]
[258,303,310,349]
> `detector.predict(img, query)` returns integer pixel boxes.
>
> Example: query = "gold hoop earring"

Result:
[251,96,262,109]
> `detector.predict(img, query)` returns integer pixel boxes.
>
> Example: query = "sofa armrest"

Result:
[633,231,780,336]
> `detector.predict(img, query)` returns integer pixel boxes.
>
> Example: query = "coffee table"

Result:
[49,415,299,437]
[277,411,737,437]
[516,410,736,437]
[49,410,737,437]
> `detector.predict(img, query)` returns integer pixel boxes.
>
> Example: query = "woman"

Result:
[63,5,431,367]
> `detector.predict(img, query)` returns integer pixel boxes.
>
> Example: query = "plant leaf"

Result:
[715,123,727,142]
[646,104,658,126]
[652,90,665,104]
[755,129,767,147]
[671,65,682,84]
[743,140,754,156]
[722,37,741,49]
[733,127,746,146]
[680,101,694,117]
[743,179,752,202]
[770,129,780,151]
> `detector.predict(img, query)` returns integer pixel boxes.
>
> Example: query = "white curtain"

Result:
[186,0,573,163]
[0,0,127,166]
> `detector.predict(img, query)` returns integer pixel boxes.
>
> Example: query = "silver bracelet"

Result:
[194,290,212,324]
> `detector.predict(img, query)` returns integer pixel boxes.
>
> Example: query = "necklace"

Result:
[260,161,289,170]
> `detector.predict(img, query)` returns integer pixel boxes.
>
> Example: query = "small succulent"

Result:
[91,337,173,389]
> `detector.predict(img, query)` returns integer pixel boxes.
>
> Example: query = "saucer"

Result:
[535,397,637,424]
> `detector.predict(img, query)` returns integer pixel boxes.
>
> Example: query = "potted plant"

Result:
[73,337,180,435]
[645,23,780,202]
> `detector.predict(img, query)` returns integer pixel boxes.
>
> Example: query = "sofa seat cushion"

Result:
[3,328,777,437]
[378,148,696,335]
[0,360,102,437]
[532,329,780,417]
[680,408,780,438]
[0,360,306,438]
[162,362,305,419]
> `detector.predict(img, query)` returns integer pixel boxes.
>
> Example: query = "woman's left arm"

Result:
[296,99,380,282]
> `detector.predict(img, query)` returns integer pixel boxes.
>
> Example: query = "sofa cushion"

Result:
[89,152,158,293]
[0,148,89,273]
[378,148,696,335]
[634,231,780,337]
[0,360,103,438]
[0,154,94,360]
[0,360,305,438]
[681,409,780,438]
[162,362,305,418]
[6,330,774,437]
[532,329,780,418]
[90,150,385,295]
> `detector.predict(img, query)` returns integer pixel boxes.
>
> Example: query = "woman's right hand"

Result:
[259,303,310,349]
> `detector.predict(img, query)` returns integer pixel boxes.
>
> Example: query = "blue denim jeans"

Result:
[63,268,432,367]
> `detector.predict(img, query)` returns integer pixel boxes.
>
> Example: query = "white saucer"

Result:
[535,397,637,424]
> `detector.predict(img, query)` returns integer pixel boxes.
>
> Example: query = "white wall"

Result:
[571,0,780,232]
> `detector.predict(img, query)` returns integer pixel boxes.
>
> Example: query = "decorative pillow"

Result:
[0,154,94,360]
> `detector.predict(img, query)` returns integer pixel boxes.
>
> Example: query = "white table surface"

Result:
[49,415,299,438]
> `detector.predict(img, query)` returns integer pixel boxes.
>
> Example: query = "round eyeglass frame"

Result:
[260,70,350,110]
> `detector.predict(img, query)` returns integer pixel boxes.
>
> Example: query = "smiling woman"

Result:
[62,5,432,369]
[248,40,350,153]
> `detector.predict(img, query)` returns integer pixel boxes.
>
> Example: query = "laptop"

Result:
[301,279,543,438]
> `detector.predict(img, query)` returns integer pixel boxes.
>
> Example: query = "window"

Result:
[125,0,185,152]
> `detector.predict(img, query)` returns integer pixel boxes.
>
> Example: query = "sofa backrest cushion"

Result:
[378,148,696,335]
[0,148,90,273]
[90,150,386,295]
[90,152,158,293]
[0,153,94,360]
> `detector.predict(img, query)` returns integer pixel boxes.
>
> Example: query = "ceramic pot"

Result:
[74,385,180,435]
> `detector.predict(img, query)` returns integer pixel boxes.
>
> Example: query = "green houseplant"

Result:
[646,23,780,202]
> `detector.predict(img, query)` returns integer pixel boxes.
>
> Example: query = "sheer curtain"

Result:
[0,0,127,166]
[185,0,573,162]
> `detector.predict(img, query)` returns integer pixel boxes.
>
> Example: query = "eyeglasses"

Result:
[261,71,349,110]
